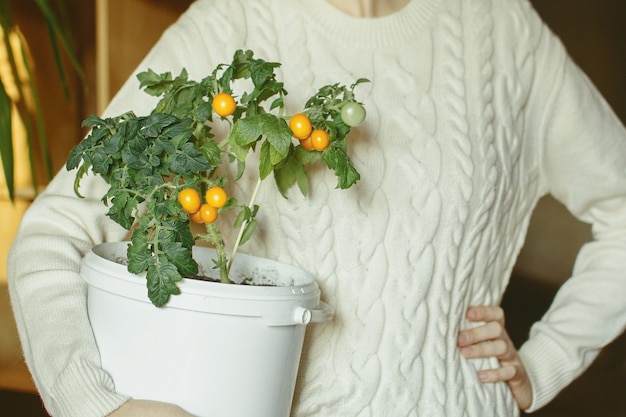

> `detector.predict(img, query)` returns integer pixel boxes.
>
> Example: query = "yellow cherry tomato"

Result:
[300,136,315,151]
[198,204,218,224]
[212,92,237,117]
[310,129,330,151]
[289,113,313,140]
[189,209,204,224]
[205,186,228,208]
[177,188,201,214]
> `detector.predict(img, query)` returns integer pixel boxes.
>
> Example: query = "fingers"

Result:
[108,400,196,417]
[459,338,508,359]
[479,362,533,411]
[457,320,506,347]
[477,363,518,383]
[466,305,505,324]
[458,307,518,363]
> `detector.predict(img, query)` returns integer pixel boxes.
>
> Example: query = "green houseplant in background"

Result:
[0,0,83,201]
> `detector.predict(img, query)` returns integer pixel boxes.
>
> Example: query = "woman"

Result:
[9,0,626,416]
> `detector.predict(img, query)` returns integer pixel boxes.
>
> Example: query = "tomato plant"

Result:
[68,50,368,307]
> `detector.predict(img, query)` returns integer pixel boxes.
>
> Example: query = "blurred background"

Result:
[0,0,624,415]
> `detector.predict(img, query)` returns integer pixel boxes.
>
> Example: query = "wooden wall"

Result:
[101,0,194,105]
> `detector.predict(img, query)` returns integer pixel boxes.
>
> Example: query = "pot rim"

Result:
[81,242,328,324]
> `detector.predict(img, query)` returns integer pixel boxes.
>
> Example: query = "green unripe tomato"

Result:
[340,102,366,127]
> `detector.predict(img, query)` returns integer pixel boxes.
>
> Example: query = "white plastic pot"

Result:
[81,242,333,417]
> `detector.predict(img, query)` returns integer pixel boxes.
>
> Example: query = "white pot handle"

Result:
[292,302,334,325]
[309,301,334,323]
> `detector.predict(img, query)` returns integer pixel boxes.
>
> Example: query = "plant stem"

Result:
[227,177,262,273]
[207,223,230,283]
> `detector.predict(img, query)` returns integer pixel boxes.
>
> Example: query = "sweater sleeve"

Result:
[517,16,626,413]
[7,8,206,417]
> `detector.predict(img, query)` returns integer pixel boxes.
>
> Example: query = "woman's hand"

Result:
[457,305,533,411]
[107,399,196,417]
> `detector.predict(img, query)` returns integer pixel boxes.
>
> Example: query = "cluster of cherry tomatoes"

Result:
[213,91,332,152]
[212,90,366,152]
[187,94,365,223]
[288,113,330,151]
[288,101,366,151]
[177,186,228,224]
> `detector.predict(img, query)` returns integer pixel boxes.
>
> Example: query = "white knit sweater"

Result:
[8,0,626,416]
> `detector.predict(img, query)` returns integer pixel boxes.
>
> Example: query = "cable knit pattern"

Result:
[7,0,626,416]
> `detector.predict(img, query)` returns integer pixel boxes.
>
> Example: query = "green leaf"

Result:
[152,197,180,220]
[137,69,174,96]
[143,113,178,138]
[323,146,360,189]
[249,58,280,89]
[103,132,124,154]
[230,116,263,147]
[269,141,289,166]
[81,114,107,128]
[35,0,86,94]
[274,156,308,197]
[134,170,163,191]
[259,141,272,179]
[269,97,283,111]
[192,101,212,123]
[230,49,254,80]
[105,189,139,229]
[167,142,211,176]
[234,158,246,180]
[232,114,291,168]
[200,139,222,166]
[264,116,292,159]
[0,1,14,28]
[20,40,52,182]
[168,217,196,249]
[88,146,113,175]
[161,240,197,277]
[121,135,149,169]
[294,145,322,164]
[146,259,182,308]
[238,219,257,246]
[233,205,252,228]
[127,231,155,274]
[228,139,250,163]
[71,163,89,198]
[0,79,14,200]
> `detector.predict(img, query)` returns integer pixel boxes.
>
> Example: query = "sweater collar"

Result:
[300,0,442,48]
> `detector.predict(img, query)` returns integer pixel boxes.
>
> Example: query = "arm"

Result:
[518,46,626,411]
[7,7,214,416]
[458,5,626,412]
[495,0,626,406]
